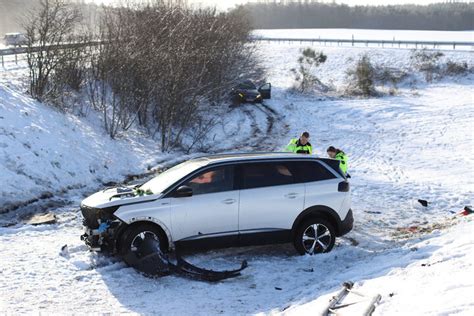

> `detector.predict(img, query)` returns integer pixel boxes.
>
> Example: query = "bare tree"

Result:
[23,0,82,101]
[84,3,258,149]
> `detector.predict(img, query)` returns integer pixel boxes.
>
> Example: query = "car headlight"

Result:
[81,204,120,228]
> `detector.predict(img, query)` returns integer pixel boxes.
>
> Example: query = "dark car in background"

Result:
[231,80,271,104]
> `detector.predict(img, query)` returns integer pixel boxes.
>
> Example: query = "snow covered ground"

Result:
[1,35,474,315]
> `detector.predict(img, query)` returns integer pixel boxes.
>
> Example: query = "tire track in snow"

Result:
[225,103,287,152]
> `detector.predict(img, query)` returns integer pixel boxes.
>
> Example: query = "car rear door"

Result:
[168,165,239,248]
[237,161,305,243]
[293,161,344,213]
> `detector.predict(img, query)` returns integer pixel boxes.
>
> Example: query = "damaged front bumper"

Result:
[80,204,123,252]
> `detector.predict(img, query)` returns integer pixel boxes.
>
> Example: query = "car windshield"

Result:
[237,81,256,89]
[140,159,208,194]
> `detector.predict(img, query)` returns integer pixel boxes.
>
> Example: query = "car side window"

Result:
[183,166,234,195]
[241,162,295,189]
[288,161,336,183]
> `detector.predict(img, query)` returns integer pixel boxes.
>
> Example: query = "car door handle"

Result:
[222,198,236,204]
[285,193,298,199]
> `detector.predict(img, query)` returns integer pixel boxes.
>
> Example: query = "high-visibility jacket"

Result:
[334,150,348,174]
[285,138,312,154]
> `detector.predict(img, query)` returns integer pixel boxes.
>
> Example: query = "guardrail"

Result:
[250,37,474,50]
[2,37,473,66]
[0,41,102,66]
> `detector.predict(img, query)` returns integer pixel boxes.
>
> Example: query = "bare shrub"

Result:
[21,1,258,146]
[410,49,444,82]
[290,48,327,93]
[345,54,377,97]
[85,11,136,139]
[23,0,82,102]
[83,3,257,147]
[444,60,469,76]
[373,66,409,95]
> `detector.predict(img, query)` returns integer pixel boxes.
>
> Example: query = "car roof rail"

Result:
[194,151,289,157]
[191,151,327,160]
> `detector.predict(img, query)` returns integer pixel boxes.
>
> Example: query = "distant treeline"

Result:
[0,0,99,37]
[242,2,474,31]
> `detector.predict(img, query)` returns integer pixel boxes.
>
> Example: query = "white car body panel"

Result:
[239,183,305,231]
[338,193,352,219]
[113,198,173,242]
[169,190,239,241]
[304,179,347,219]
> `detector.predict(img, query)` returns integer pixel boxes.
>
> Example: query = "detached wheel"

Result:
[119,223,168,266]
[293,218,335,255]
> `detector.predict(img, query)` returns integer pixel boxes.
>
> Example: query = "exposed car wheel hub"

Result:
[130,231,159,253]
[302,223,332,254]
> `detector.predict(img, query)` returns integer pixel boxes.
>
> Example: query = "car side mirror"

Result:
[175,185,193,198]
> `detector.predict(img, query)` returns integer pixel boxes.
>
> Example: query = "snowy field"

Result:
[1,34,474,314]
[253,29,474,51]
[253,28,474,42]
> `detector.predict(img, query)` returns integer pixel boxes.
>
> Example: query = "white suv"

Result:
[81,153,353,264]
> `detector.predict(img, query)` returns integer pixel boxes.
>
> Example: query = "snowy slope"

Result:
[1,34,474,315]
[256,41,473,89]
[0,82,162,210]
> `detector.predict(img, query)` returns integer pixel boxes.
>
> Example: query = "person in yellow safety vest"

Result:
[285,132,312,154]
[327,146,348,174]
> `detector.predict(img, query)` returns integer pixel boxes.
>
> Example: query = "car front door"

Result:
[168,165,239,249]
[238,161,305,244]
[258,83,271,99]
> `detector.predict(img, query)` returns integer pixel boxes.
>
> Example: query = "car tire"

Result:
[231,97,240,106]
[119,223,168,266]
[293,218,336,255]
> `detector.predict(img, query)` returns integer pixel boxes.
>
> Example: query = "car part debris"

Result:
[60,244,69,258]
[461,206,473,216]
[417,199,429,207]
[322,281,381,316]
[24,212,57,225]
[126,236,248,282]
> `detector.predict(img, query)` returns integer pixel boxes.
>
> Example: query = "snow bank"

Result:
[0,80,163,210]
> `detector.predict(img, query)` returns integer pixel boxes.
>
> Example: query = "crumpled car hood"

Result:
[81,186,161,209]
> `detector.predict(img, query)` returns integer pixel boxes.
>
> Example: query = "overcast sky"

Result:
[93,1,452,10]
